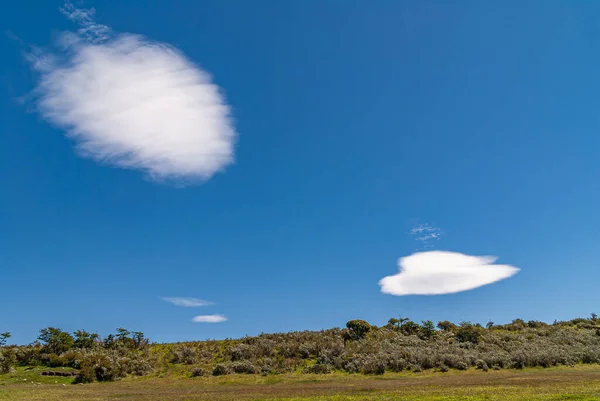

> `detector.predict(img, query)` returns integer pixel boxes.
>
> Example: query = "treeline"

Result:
[1,315,599,382]
[0,327,153,382]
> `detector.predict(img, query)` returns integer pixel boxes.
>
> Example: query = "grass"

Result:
[1,365,600,400]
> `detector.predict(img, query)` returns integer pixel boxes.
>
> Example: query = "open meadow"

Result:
[2,365,600,401]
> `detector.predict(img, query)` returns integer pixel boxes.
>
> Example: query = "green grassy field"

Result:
[1,365,600,400]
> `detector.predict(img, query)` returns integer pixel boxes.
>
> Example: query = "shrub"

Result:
[303,363,332,374]
[388,356,408,372]
[476,359,489,372]
[298,342,316,358]
[0,349,16,374]
[228,344,253,361]
[346,320,372,341]
[231,360,256,374]
[190,367,205,377]
[82,351,126,382]
[455,322,482,344]
[212,363,231,376]
[170,345,199,364]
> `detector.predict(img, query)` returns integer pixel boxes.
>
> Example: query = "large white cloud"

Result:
[30,3,236,183]
[379,251,520,296]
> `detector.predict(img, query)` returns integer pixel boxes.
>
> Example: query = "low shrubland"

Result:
[1,315,599,383]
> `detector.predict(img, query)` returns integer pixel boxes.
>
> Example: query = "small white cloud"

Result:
[161,297,214,307]
[379,251,520,296]
[27,2,236,183]
[192,314,227,323]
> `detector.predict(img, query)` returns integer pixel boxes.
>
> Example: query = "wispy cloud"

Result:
[379,251,520,296]
[59,2,111,43]
[410,223,443,249]
[192,314,227,323]
[27,2,236,183]
[161,297,214,307]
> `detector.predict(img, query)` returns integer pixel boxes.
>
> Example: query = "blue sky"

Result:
[1,0,599,344]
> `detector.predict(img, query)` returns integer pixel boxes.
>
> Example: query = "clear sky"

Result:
[1,1,599,345]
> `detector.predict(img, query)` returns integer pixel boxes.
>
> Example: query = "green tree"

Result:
[38,327,74,354]
[418,320,436,340]
[401,320,420,336]
[74,330,99,349]
[345,320,372,340]
[437,321,457,332]
[455,322,483,344]
[0,332,10,347]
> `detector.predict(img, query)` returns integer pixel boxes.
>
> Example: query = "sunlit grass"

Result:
[1,364,599,400]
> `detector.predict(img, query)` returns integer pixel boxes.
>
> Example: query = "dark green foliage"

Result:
[345,320,372,340]
[387,317,409,329]
[0,332,10,347]
[73,330,99,349]
[455,322,483,344]
[418,320,437,340]
[401,321,420,336]
[38,327,74,354]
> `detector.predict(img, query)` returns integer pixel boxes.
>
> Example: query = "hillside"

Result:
[1,315,600,383]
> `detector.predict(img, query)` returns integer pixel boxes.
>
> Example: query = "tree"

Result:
[38,327,74,354]
[0,332,10,347]
[401,320,420,336]
[74,330,99,349]
[437,321,457,332]
[345,320,372,340]
[387,317,409,330]
[418,320,436,340]
[591,313,598,321]
[486,321,494,329]
[455,322,483,344]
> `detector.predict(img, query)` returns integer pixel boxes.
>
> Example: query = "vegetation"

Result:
[1,365,600,400]
[1,314,600,385]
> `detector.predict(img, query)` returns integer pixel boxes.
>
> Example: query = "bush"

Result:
[345,320,372,341]
[229,344,253,361]
[0,349,16,374]
[79,351,125,382]
[170,345,199,365]
[476,359,489,372]
[190,367,205,377]
[303,363,332,374]
[231,360,256,374]
[455,322,482,344]
[212,363,231,376]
